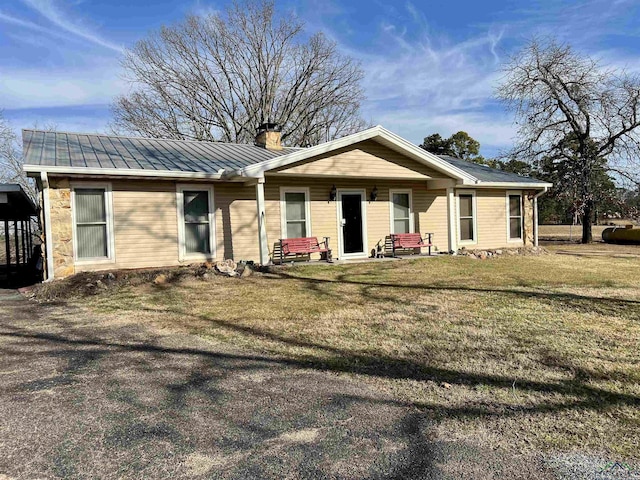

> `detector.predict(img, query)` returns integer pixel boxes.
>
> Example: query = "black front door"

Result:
[341,193,363,254]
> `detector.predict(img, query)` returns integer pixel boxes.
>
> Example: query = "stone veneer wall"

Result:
[523,191,535,246]
[48,178,74,278]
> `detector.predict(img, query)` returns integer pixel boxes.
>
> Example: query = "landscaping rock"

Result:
[216,259,238,276]
[153,274,167,285]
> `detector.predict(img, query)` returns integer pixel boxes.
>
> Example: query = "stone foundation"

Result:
[48,178,74,278]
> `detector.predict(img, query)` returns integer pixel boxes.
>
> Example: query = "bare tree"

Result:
[497,38,640,243]
[111,0,367,146]
[0,111,37,202]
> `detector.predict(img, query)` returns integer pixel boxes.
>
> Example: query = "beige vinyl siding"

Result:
[264,177,448,259]
[75,180,262,272]
[453,189,526,250]
[274,140,444,179]
[416,189,448,252]
[214,183,259,262]
[76,180,179,272]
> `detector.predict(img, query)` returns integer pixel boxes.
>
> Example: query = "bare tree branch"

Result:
[497,38,640,243]
[110,0,366,146]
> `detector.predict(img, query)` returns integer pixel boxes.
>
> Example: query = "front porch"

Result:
[252,174,456,265]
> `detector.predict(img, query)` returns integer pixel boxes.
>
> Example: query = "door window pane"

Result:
[460,218,474,241]
[459,195,473,217]
[510,217,522,239]
[184,191,209,222]
[183,190,211,254]
[74,188,108,259]
[392,192,411,234]
[77,224,107,258]
[185,223,210,254]
[459,194,475,241]
[509,195,522,240]
[284,191,308,238]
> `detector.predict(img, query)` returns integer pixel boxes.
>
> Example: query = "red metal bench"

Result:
[390,233,433,257]
[279,237,332,263]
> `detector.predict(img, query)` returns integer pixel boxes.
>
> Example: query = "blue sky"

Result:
[1,0,640,157]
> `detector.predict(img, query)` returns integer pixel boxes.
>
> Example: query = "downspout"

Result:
[40,171,55,281]
[255,177,270,265]
[532,187,548,247]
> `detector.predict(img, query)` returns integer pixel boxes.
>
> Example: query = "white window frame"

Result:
[456,190,477,245]
[506,190,524,243]
[71,182,115,265]
[389,189,414,234]
[176,184,216,262]
[279,187,312,239]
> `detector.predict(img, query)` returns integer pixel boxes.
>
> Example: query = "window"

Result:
[458,192,476,242]
[72,185,113,262]
[177,186,215,260]
[508,193,523,241]
[390,190,413,234]
[280,188,310,238]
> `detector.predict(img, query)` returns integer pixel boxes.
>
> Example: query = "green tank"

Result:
[602,225,640,244]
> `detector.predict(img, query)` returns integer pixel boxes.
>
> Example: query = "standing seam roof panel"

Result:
[78,135,102,168]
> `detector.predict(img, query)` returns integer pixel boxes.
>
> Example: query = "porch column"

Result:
[4,219,10,270]
[13,220,20,266]
[41,172,55,280]
[255,178,270,265]
[446,187,457,253]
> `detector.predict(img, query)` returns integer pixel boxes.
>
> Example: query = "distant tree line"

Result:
[419,130,640,225]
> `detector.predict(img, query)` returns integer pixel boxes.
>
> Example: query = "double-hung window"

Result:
[177,186,215,260]
[281,188,310,238]
[508,193,523,241]
[72,185,113,262]
[390,190,413,234]
[458,192,476,243]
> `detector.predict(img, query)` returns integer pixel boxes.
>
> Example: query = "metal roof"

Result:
[22,130,297,174]
[22,129,548,187]
[437,155,546,184]
[0,184,38,220]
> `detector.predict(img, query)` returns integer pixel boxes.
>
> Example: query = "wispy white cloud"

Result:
[350,17,514,154]
[0,61,126,110]
[20,0,124,53]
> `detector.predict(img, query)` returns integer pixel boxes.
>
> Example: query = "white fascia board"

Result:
[240,125,477,183]
[24,164,226,180]
[457,181,553,189]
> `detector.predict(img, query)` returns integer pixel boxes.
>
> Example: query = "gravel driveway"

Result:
[0,288,626,479]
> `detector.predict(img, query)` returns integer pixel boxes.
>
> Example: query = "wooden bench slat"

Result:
[390,233,434,257]
[279,237,332,263]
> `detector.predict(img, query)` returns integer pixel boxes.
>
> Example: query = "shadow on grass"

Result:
[2,313,638,420]
[270,270,640,318]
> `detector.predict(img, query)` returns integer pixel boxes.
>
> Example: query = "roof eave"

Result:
[459,181,553,189]
[23,164,228,181]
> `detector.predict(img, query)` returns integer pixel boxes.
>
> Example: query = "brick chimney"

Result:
[255,122,282,150]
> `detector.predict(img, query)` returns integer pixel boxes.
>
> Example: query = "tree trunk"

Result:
[581,200,593,243]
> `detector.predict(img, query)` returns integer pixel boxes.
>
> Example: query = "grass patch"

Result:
[53,249,640,459]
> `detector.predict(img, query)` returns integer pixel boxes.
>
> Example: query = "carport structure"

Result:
[0,184,38,287]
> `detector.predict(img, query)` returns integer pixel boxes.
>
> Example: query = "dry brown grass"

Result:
[53,249,640,460]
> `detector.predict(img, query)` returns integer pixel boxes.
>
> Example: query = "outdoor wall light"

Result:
[329,184,337,201]
[370,186,378,202]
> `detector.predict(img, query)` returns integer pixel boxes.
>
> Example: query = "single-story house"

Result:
[22,124,551,280]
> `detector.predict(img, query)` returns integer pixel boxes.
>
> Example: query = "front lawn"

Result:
[50,247,640,460]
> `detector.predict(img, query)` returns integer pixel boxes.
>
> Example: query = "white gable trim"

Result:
[239,126,477,183]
